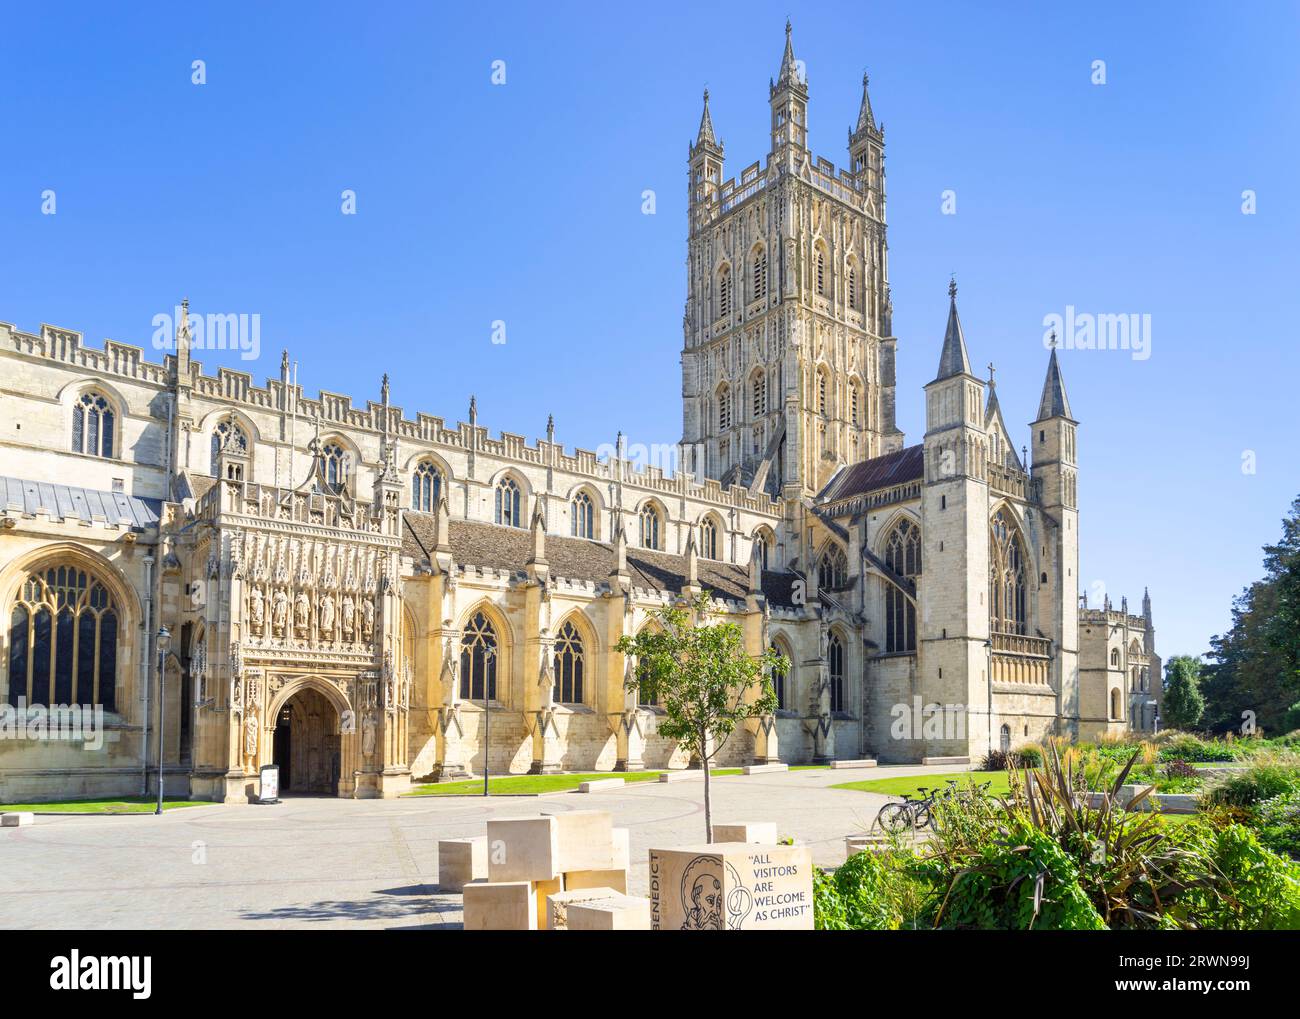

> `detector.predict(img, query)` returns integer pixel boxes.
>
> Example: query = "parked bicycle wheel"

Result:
[876,802,911,834]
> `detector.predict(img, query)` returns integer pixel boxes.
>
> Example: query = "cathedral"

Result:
[0,25,1160,803]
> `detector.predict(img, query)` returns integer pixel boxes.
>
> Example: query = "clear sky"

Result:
[2,1,1297,663]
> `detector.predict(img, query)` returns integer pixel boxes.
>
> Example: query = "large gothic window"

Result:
[990,509,1028,634]
[553,621,585,704]
[495,477,521,527]
[459,612,497,700]
[640,503,662,550]
[849,380,862,427]
[7,564,119,711]
[752,247,768,301]
[699,517,719,560]
[828,633,845,712]
[817,369,830,417]
[818,543,849,590]
[884,520,921,653]
[412,460,442,511]
[815,245,827,297]
[322,442,349,494]
[571,491,594,539]
[71,391,115,458]
[717,384,731,431]
[753,531,770,570]
[210,419,249,475]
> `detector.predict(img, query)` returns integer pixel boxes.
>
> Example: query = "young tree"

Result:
[616,593,786,842]
[1163,655,1206,731]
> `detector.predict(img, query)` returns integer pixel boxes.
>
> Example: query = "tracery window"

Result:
[459,612,498,700]
[717,384,731,431]
[884,519,921,653]
[815,246,827,296]
[639,503,662,550]
[818,544,849,590]
[7,564,118,711]
[552,620,585,704]
[210,419,249,475]
[849,381,861,427]
[718,265,732,317]
[769,641,787,710]
[752,248,768,300]
[828,633,845,712]
[989,508,1028,634]
[71,391,115,458]
[411,460,442,512]
[495,477,521,527]
[322,442,349,494]
[752,371,766,417]
[699,517,719,560]
[817,370,830,416]
[753,531,770,570]
[571,491,594,539]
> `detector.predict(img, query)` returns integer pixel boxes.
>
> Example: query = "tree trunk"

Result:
[702,725,712,843]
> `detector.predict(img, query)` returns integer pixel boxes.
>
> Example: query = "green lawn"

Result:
[832,770,1012,798]
[406,765,826,796]
[0,797,210,814]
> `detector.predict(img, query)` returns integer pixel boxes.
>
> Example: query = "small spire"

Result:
[776,19,800,87]
[854,70,876,132]
[468,394,477,424]
[381,373,390,404]
[1035,347,1074,421]
[696,87,718,148]
[987,362,996,386]
[934,277,972,380]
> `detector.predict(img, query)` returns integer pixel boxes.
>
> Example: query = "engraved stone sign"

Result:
[647,842,813,930]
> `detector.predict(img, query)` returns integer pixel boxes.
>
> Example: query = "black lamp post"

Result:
[154,626,183,815]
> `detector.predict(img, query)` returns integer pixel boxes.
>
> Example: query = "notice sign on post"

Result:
[258,764,280,804]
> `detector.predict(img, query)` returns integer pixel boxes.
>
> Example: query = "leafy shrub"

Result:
[1165,758,1198,780]
[1016,745,1044,767]
[1255,791,1300,859]
[1166,822,1300,930]
[916,819,1106,930]
[812,848,925,930]
[1201,757,1300,810]
[1158,734,1236,763]
[981,749,1015,771]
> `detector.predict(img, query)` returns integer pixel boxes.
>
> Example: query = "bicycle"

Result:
[874,786,938,833]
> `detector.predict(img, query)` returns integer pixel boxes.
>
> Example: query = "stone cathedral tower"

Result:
[680,22,902,508]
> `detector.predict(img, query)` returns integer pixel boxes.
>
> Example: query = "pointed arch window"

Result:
[753,531,771,570]
[210,419,249,477]
[752,248,768,300]
[849,380,862,427]
[459,612,498,700]
[571,491,594,539]
[7,563,119,711]
[990,508,1028,635]
[71,391,115,458]
[884,519,921,653]
[717,384,732,431]
[818,544,849,591]
[847,262,858,310]
[717,265,732,318]
[412,460,443,511]
[828,633,845,712]
[495,477,522,527]
[321,442,349,494]
[639,503,662,551]
[752,371,766,417]
[553,621,585,704]
[769,641,787,710]
[817,370,830,417]
[815,246,827,297]
[699,517,720,560]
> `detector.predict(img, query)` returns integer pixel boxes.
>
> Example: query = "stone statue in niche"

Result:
[244,713,259,759]
[361,598,374,640]
[341,594,355,635]
[362,713,377,757]
[273,589,289,633]
[319,593,335,634]
[250,585,264,632]
[295,591,310,634]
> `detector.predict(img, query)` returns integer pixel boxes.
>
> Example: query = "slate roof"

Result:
[0,476,161,530]
[402,513,798,606]
[817,445,924,504]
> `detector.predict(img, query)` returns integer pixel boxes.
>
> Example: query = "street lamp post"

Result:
[155,626,171,815]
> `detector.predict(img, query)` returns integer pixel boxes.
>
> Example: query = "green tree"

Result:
[1163,655,1206,731]
[616,593,786,842]
[1203,495,1300,733]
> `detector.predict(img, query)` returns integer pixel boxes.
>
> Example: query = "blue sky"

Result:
[2,1,1297,662]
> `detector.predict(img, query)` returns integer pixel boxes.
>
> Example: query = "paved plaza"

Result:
[0,764,967,930]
